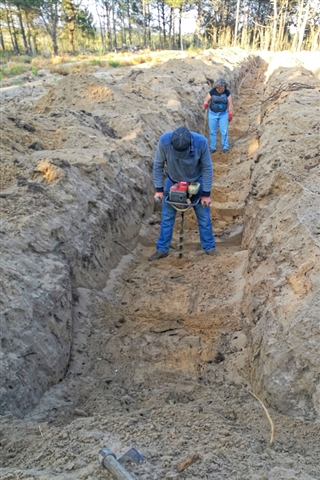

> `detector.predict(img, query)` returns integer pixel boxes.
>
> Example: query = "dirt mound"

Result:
[35,74,116,113]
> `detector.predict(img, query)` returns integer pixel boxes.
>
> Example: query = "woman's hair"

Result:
[214,78,228,89]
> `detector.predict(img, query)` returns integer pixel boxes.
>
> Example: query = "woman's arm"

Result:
[227,95,233,114]
[203,93,211,108]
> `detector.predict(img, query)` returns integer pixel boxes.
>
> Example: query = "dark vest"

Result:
[210,93,227,113]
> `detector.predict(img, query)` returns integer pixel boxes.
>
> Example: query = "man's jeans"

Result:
[208,110,229,150]
[156,177,215,253]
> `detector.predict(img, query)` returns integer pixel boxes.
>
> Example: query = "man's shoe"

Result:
[148,250,169,261]
[210,149,216,154]
[206,249,219,257]
[222,149,229,153]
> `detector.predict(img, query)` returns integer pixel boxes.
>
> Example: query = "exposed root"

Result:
[244,387,275,446]
[177,453,200,472]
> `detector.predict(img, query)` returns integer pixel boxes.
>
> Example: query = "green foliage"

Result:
[108,60,120,68]
[76,8,95,38]
[31,67,38,75]
[9,65,23,75]
[89,58,102,66]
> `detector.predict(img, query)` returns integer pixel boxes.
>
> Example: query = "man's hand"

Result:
[154,192,163,203]
[228,113,233,122]
[201,196,212,207]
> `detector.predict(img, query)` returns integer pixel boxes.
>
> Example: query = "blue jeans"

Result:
[156,177,215,253]
[208,110,229,150]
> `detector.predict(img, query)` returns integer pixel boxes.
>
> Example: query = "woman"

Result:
[203,78,233,153]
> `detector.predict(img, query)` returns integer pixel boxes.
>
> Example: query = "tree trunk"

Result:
[121,15,126,45]
[147,3,151,47]
[40,0,59,55]
[276,0,288,51]
[17,5,29,53]
[161,2,166,46]
[25,13,33,54]
[68,24,75,52]
[96,3,106,51]
[172,8,176,49]
[157,2,162,49]
[291,0,304,51]
[126,1,132,45]
[168,7,173,49]
[104,2,112,50]
[297,0,310,51]
[195,0,202,48]
[311,26,319,51]
[234,0,240,47]
[0,23,5,50]
[5,2,19,54]
[179,6,183,51]
[112,0,117,48]
[271,0,277,51]
[52,0,59,54]
[142,0,146,47]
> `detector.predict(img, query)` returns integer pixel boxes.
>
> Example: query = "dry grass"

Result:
[49,64,71,76]
[1,50,195,81]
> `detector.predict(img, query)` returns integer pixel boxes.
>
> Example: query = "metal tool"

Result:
[119,447,145,464]
[165,182,201,258]
[99,447,145,480]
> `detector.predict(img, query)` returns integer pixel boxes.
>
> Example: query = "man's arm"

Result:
[199,141,213,206]
[200,141,213,196]
[153,140,166,193]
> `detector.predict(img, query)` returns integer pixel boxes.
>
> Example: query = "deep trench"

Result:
[2,53,320,480]
[58,60,263,415]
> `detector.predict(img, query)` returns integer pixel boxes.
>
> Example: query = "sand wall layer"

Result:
[242,55,320,420]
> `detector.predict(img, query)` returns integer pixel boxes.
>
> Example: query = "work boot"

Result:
[206,249,219,257]
[148,250,169,261]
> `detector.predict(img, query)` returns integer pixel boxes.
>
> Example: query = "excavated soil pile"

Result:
[0,48,320,480]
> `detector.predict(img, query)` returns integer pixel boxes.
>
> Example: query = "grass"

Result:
[0,49,195,81]
[0,62,26,78]
[108,60,120,68]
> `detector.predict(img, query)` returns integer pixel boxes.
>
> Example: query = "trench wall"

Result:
[242,54,320,420]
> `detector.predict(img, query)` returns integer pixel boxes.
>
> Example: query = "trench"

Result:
[60,65,262,412]
[1,52,320,480]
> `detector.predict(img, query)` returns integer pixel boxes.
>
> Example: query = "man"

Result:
[148,126,218,261]
[203,78,233,153]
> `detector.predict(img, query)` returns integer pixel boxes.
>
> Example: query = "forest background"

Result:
[0,0,319,68]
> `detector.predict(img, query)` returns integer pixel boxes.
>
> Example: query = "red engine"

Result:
[169,182,189,203]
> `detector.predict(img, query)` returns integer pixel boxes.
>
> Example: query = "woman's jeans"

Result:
[156,177,215,253]
[208,109,229,150]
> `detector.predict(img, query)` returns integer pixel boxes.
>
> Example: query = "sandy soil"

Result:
[1,49,320,480]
